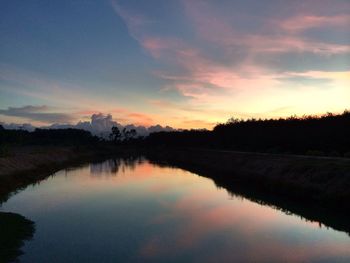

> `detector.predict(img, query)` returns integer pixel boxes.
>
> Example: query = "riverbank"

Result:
[147,148,350,209]
[1,145,350,235]
[2,146,350,208]
[0,145,121,203]
[146,148,350,233]
[0,145,114,263]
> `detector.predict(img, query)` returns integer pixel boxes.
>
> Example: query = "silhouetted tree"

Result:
[129,129,137,138]
[144,110,350,157]
[1,127,99,146]
[122,128,137,141]
[110,126,121,143]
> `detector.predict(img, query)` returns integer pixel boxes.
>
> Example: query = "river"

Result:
[1,158,350,262]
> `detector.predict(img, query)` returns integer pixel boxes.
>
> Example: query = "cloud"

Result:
[0,122,36,132]
[280,15,350,32]
[2,1,348,131]
[183,1,350,55]
[112,0,349,112]
[1,110,176,138]
[180,119,217,129]
[126,113,154,126]
[275,76,333,87]
[74,114,175,137]
[110,0,153,41]
[0,64,110,110]
[0,105,75,124]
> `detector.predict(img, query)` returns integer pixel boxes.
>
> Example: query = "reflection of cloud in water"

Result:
[3,159,350,262]
[139,181,350,262]
[89,157,146,176]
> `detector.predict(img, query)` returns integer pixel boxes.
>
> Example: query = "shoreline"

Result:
[1,145,350,235]
[145,148,350,235]
[147,148,350,209]
[2,145,350,209]
[0,145,122,203]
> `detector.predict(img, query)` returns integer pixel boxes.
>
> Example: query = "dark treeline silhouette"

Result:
[145,129,211,148]
[1,110,349,156]
[0,127,100,146]
[144,111,350,157]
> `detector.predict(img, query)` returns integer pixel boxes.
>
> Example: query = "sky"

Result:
[0,0,349,129]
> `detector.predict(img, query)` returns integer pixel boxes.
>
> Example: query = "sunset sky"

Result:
[0,0,349,129]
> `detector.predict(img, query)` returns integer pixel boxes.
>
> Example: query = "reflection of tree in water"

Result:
[90,156,145,176]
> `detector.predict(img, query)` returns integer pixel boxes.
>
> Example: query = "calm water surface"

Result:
[1,158,350,263]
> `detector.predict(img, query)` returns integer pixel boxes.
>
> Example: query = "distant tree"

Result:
[143,111,350,155]
[128,129,137,139]
[0,125,4,131]
[122,128,127,140]
[122,128,137,141]
[226,117,240,124]
[110,126,121,143]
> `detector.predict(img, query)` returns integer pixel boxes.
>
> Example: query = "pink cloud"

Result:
[183,1,350,55]
[281,14,350,32]
[111,0,350,126]
[114,1,348,107]
[127,112,154,126]
[110,108,155,126]
[141,37,186,58]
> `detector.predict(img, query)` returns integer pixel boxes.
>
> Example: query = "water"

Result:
[1,158,350,263]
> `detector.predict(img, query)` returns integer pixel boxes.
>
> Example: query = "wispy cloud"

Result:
[280,14,350,32]
[0,64,163,127]
[0,105,75,124]
[111,0,349,123]
[0,64,103,108]
[2,1,348,130]
[183,0,350,55]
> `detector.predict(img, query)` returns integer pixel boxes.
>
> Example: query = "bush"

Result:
[344,152,350,158]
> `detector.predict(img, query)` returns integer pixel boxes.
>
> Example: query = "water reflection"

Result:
[90,157,144,176]
[2,158,350,263]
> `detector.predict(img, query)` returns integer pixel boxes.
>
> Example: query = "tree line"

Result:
[1,110,349,157]
[0,127,100,146]
[143,111,350,157]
